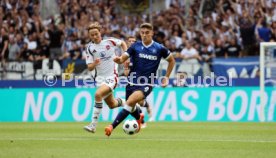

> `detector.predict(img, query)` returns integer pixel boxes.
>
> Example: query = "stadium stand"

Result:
[0,0,276,81]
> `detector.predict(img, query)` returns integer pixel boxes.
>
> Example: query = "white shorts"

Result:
[96,76,118,90]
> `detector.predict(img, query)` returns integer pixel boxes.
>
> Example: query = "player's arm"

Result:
[87,58,100,71]
[1,38,8,57]
[162,54,175,87]
[113,53,129,64]
[120,41,128,52]
[86,45,100,71]
[109,38,127,52]
[165,54,175,78]
[124,59,130,76]
[114,42,134,64]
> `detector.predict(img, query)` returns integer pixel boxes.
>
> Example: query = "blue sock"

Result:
[111,109,130,129]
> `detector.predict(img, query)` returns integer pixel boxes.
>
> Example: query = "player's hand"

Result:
[113,56,121,64]
[124,60,130,68]
[94,58,101,65]
[161,77,169,88]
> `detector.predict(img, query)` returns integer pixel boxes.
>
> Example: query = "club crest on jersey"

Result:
[106,45,110,50]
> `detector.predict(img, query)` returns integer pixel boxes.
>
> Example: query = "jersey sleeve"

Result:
[85,45,94,65]
[160,45,171,59]
[125,44,135,57]
[107,38,122,47]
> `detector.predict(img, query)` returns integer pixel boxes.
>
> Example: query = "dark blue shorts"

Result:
[126,84,153,100]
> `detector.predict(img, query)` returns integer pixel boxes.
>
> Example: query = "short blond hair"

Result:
[140,23,153,30]
[87,22,102,31]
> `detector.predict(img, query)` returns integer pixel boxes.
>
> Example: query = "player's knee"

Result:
[138,100,144,106]
[94,92,102,100]
[126,100,136,107]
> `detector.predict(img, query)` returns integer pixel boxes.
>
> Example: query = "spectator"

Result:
[271,18,276,41]
[62,42,81,60]
[24,32,38,61]
[178,41,201,76]
[15,33,27,61]
[48,22,64,60]
[0,27,9,62]
[172,71,188,87]
[179,41,201,61]
[8,35,20,61]
[239,10,257,56]
[199,40,214,76]
[153,30,166,45]
[214,38,226,57]
[225,37,242,58]
[38,36,50,59]
[256,18,272,42]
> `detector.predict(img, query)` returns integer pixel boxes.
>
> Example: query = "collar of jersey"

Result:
[142,40,154,48]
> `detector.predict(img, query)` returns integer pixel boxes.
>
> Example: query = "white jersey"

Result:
[85,38,122,80]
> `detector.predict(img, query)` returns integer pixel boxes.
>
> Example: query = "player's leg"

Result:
[102,76,123,109]
[133,99,152,128]
[105,90,144,136]
[138,100,144,105]
[131,86,153,131]
[84,84,112,133]
[104,94,124,109]
[130,86,153,128]
[141,99,153,122]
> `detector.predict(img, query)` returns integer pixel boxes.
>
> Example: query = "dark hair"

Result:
[140,23,153,30]
[177,71,187,75]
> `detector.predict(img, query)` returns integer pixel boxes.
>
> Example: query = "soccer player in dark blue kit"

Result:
[125,36,153,127]
[105,23,175,136]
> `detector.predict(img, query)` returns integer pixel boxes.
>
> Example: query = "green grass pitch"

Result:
[0,122,276,158]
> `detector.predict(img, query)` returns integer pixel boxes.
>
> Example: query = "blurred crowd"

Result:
[0,0,276,69]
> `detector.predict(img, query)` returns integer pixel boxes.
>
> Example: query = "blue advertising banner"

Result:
[0,87,275,122]
[212,57,259,78]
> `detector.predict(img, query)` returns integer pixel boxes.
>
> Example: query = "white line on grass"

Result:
[1,138,276,143]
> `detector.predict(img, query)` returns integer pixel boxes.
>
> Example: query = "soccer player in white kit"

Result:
[83,22,128,133]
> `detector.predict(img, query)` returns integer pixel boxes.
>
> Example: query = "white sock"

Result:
[90,102,102,127]
[124,104,136,112]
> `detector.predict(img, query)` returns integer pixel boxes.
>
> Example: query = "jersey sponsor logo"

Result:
[100,51,106,58]
[99,51,112,61]
[139,53,157,60]
[93,50,97,53]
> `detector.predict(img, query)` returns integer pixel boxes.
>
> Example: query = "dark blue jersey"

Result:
[126,40,170,85]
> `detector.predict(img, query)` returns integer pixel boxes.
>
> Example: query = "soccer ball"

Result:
[123,120,139,135]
